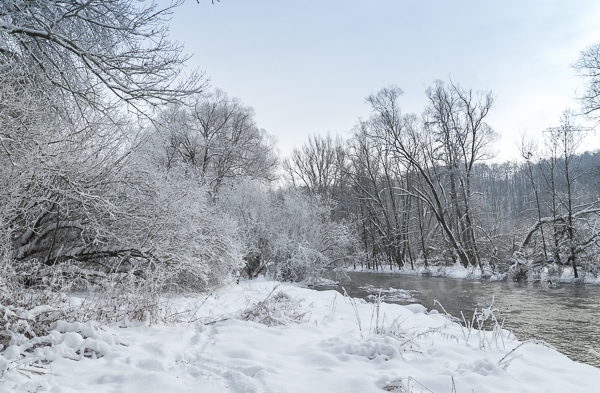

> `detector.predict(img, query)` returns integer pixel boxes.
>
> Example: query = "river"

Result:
[318,271,600,368]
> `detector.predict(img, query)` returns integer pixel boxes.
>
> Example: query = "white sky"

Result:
[167,0,600,161]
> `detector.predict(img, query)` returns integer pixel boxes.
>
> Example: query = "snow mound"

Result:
[320,335,404,362]
[0,320,126,388]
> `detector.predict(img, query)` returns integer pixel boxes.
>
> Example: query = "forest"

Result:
[285,97,600,283]
[2,0,600,295]
[1,0,600,343]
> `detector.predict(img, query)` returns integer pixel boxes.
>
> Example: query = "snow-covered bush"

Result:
[98,151,244,290]
[271,188,359,281]
[218,179,360,282]
[0,259,190,377]
[1,116,243,291]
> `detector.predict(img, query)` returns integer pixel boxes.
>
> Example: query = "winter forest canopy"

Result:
[1,0,600,323]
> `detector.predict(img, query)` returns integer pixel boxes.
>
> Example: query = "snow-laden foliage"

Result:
[93,144,244,289]
[153,90,279,192]
[0,0,205,115]
[0,114,242,289]
[0,0,246,290]
[218,178,361,282]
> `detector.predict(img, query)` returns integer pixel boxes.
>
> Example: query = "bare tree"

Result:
[283,133,346,197]
[363,83,496,270]
[518,134,548,261]
[423,80,496,269]
[575,42,600,119]
[157,90,279,191]
[0,0,205,117]
[547,111,589,278]
[344,118,416,270]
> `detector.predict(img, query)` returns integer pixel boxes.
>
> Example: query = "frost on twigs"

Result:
[241,286,309,326]
[367,293,452,354]
[383,376,435,392]
[0,265,129,379]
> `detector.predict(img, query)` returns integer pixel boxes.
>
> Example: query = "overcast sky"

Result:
[167,0,600,161]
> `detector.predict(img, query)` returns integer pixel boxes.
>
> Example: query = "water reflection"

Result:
[320,272,600,368]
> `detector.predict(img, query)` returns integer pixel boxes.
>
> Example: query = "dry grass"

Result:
[241,286,309,326]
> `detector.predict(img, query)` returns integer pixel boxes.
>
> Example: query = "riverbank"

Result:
[346,263,600,285]
[335,271,600,367]
[2,279,598,392]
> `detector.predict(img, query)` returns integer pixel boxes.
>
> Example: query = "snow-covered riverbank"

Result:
[2,279,599,392]
[347,264,600,285]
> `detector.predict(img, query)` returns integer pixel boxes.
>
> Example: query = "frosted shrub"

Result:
[218,179,360,282]
[89,145,245,290]
[0,259,81,357]
[0,262,182,384]
[2,115,244,293]
[275,245,327,282]
[272,188,359,281]
[0,263,164,351]
[216,178,276,279]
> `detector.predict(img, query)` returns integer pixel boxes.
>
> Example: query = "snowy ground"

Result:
[2,279,599,392]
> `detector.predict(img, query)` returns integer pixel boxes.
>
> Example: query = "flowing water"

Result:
[318,272,600,367]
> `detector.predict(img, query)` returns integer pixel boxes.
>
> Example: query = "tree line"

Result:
[1,0,600,297]
[286,85,600,281]
[0,0,360,292]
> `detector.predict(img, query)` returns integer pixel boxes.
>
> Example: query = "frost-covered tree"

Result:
[0,0,250,289]
[518,111,600,279]
[0,0,205,116]
[156,90,279,192]
[283,133,346,197]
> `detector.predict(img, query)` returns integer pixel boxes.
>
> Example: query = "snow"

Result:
[347,264,600,284]
[359,284,418,302]
[347,264,503,281]
[2,279,599,392]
